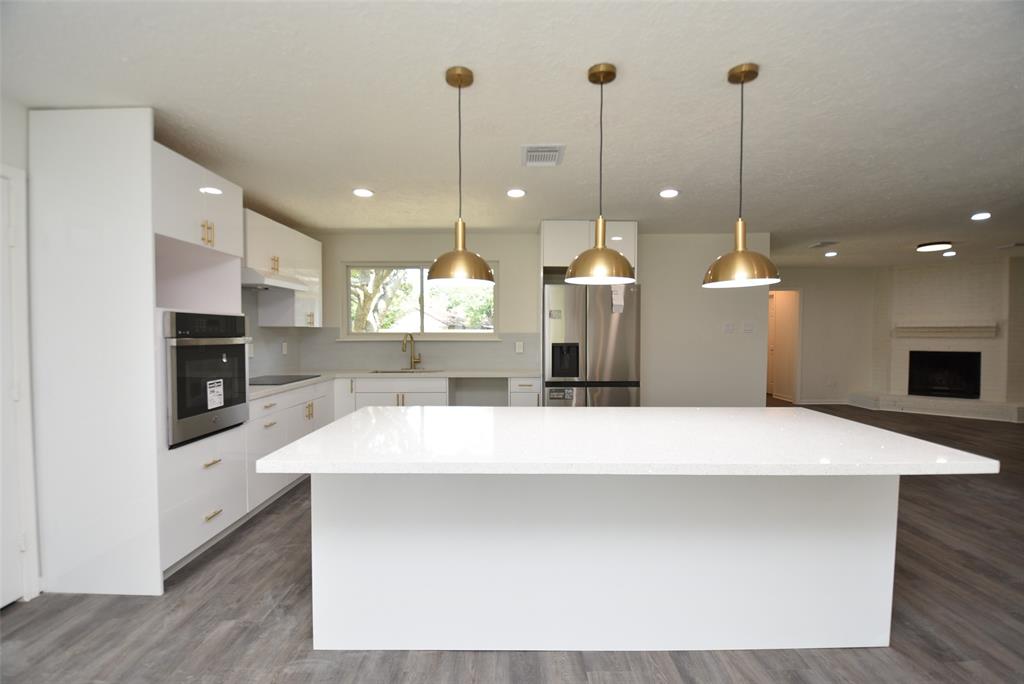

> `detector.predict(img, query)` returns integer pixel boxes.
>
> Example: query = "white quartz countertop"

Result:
[256,406,1000,477]
[248,369,539,400]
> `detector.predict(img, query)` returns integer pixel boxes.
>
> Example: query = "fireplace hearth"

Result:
[908,351,981,399]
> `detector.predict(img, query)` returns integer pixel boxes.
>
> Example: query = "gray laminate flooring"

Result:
[2,405,1022,683]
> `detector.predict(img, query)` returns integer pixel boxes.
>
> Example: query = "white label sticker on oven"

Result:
[207,379,224,409]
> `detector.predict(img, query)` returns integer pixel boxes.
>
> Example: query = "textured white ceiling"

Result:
[3,1,1022,266]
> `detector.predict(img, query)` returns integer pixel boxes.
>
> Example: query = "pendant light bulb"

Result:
[565,63,636,286]
[428,66,494,285]
[702,63,781,289]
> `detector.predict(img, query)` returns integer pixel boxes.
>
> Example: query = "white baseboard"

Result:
[846,392,1023,423]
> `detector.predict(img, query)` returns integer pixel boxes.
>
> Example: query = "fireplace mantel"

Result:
[891,325,998,339]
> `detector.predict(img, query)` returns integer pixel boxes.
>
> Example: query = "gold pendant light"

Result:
[702,63,781,289]
[428,66,494,285]
[565,63,636,285]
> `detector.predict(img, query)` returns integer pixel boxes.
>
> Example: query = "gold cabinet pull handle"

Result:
[517,384,533,388]
[349,379,354,393]
[200,220,210,245]
[209,221,215,246]
[536,394,540,407]
[395,393,400,406]
[263,402,277,409]
[202,458,222,469]
[204,508,223,522]
[264,420,277,428]
[271,255,280,273]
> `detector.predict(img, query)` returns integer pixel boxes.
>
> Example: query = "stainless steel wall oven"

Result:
[165,312,250,447]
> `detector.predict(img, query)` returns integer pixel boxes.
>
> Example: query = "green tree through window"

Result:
[348,265,495,334]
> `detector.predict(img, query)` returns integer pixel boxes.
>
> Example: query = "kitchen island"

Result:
[257,406,999,651]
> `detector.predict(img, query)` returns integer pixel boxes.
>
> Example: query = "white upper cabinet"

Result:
[540,220,638,277]
[152,143,243,257]
[245,210,323,328]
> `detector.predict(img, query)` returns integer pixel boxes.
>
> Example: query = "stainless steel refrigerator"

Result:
[543,279,640,406]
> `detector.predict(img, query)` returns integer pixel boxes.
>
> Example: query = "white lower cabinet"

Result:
[158,425,246,570]
[353,377,449,408]
[334,378,356,419]
[245,380,332,511]
[508,376,542,407]
[510,392,541,407]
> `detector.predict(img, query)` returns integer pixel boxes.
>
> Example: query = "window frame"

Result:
[340,261,500,341]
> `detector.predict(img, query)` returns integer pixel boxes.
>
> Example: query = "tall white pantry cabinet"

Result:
[28,108,254,595]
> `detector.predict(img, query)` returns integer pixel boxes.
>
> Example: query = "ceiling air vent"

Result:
[808,240,839,249]
[998,242,1024,250]
[522,145,565,167]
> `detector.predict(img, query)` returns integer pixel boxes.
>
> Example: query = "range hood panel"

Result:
[241,267,309,292]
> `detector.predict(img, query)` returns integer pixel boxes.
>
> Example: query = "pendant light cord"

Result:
[599,82,604,217]
[458,84,463,218]
[738,81,744,219]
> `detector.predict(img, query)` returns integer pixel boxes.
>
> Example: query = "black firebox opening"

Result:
[908,351,981,399]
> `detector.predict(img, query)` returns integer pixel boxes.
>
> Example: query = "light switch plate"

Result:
[281,341,288,355]
[515,341,524,354]
[723,322,736,334]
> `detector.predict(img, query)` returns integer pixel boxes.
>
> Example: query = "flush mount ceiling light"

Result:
[352,188,374,198]
[198,186,222,195]
[943,250,957,257]
[506,188,526,198]
[825,251,839,258]
[565,63,636,285]
[971,212,991,221]
[659,188,679,199]
[703,63,781,289]
[427,66,494,285]
[916,242,953,252]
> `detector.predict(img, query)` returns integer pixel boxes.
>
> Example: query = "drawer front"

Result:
[401,392,448,407]
[159,468,246,570]
[246,404,304,510]
[354,377,448,394]
[510,392,541,407]
[509,377,542,393]
[248,380,330,420]
[158,425,245,516]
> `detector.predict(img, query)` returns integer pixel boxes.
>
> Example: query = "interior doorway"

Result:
[767,290,800,404]
[2,164,39,607]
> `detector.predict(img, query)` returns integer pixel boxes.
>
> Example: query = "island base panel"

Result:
[311,474,899,651]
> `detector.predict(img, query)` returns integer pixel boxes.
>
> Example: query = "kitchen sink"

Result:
[369,369,440,373]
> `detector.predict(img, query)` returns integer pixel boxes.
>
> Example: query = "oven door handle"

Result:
[167,337,252,346]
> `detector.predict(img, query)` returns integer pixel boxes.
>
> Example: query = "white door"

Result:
[1,166,39,606]
[767,293,776,395]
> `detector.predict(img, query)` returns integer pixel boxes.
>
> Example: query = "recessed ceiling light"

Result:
[659,188,679,199]
[970,211,991,221]
[506,188,526,198]
[916,242,952,253]
[352,188,374,198]
[943,250,957,257]
[824,251,838,258]
[610,236,623,241]
[198,186,222,195]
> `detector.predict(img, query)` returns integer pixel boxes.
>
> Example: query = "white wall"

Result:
[888,257,1009,401]
[639,233,770,407]
[292,229,541,372]
[772,268,878,403]
[1008,258,1024,403]
[2,97,28,170]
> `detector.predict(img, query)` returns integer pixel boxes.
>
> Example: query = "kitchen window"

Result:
[347,264,497,336]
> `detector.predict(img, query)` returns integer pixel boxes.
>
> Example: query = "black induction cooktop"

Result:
[249,374,321,386]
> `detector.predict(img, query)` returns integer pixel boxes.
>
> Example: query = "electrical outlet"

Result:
[742,321,754,333]
[281,341,288,355]
[515,341,524,354]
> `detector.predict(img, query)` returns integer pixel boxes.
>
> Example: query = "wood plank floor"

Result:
[3,405,1022,683]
